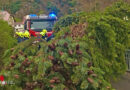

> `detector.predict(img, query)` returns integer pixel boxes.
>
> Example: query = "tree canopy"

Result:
[0,20,16,68]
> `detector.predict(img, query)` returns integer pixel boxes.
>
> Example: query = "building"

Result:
[14,22,24,32]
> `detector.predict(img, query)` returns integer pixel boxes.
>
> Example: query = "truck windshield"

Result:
[30,19,55,32]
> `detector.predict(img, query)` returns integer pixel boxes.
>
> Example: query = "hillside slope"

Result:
[0,0,130,18]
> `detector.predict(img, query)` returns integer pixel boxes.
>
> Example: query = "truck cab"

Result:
[24,13,57,37]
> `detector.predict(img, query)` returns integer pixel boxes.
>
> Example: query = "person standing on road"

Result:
[24,30,30,40]
[40,29,47,40]
[15,31,24,43]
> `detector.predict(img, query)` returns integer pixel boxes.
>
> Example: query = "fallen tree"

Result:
[0,1,129,90]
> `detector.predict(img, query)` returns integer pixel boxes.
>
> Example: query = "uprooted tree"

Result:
[0,1,130,90]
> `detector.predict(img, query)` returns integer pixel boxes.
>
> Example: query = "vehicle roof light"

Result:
[49,13,56,18]
[29,14,37,17]
[28,14,38,19]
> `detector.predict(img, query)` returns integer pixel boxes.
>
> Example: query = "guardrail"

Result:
[125,49,130,71]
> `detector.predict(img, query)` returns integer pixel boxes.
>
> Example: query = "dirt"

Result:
[111,72,130,90]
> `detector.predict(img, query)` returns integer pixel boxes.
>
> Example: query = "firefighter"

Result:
[40,29,47,40]
[24,30,30,40]
[15,32,24,43]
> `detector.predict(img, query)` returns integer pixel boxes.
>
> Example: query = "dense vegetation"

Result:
[10,0,22,14]
[0,20,16,70]
[1,0,130,18]
[0,1,130,90]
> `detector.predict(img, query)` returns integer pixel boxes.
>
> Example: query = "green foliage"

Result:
[105,1,130,19]
[0,1,129,90]
[68,0,77,7]
[0,36,111,89]
[54,12,87,32]
[14,18,22,22]
[54,0,129,86]
[0,20,16,54]
[86,15,128,79]
[9,1,22,14]
[47,1,60,15]
[32,2,40,10]
[0,20,16,69]
[37,10,45,15]
[34,0,41,4]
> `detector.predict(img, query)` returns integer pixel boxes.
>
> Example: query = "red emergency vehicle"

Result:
[24,13,57,37]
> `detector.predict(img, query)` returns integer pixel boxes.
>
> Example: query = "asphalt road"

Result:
[111,72,130,90]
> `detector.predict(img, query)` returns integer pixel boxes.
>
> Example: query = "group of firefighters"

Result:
[15,29,53,43]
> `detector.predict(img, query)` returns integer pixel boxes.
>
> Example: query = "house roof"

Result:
[14,22,23,25]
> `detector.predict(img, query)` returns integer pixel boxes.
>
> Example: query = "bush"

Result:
[0,20,16,69]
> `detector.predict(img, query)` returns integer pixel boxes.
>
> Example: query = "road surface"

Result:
[111,72,130,90]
